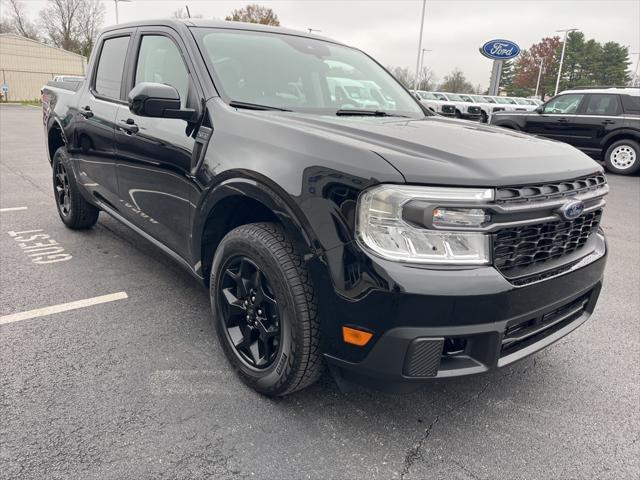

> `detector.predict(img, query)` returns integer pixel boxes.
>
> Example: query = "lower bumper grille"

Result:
[493,210,602,272]
[403,338,444,377]
[501,292,591,357]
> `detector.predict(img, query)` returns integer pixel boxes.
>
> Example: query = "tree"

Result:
[509,34,631,99]
[415,66,437,91]
[388,66,413,88]
[509,36,561,99]
[594,42,630,86]
[225,4,280,26]
[172,7,203,19]
[39,0,83,52]
[38,0,105,56]
[438,69,474,93]
[2,0,41,40]
[75,0,105,57]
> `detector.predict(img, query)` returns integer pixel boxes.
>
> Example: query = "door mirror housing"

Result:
[128,82,196,121]
[535,105,544,114]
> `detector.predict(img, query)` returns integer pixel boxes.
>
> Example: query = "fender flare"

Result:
[192,170,322,276]
[45,116,68,162]
[600,128,640,149]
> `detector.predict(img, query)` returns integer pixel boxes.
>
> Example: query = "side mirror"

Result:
[535,105,544,114]
[128,82,195,121]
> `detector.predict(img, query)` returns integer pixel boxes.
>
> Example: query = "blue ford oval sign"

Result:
[560,200,585,220]
[480,39,521,60]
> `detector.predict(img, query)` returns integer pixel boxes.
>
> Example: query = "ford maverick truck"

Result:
[42,20,608,395]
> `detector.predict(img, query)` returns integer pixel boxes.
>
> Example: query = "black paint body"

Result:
[42,20,608,389]
[490,92,640,161]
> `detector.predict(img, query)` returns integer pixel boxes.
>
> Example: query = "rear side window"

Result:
[94,36,130,99]
[620,94,640,114]
[584,94,620,115]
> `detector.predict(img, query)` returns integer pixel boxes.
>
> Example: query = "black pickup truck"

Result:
[42,19,608,395]
[490,88,640,175]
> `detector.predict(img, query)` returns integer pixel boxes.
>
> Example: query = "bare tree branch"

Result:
[3,0,40,40]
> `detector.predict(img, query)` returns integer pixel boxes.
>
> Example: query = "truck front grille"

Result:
[441,105,455,115]
[496,174,607,204]
[493,210,602,272]
[501,292,591,357]
[468,106,481,115]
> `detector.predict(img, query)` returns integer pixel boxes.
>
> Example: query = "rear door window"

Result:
[584,94,621,116]
[94,36,130,100]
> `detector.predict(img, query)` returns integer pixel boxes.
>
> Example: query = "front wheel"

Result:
[604,139,640,175]
[210,222,323,396]
[52,148,99,229]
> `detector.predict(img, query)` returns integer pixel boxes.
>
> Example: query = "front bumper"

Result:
[323,234,607,391]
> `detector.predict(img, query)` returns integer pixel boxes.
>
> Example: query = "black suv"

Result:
[42,20,608,395]
[490,88,640,175]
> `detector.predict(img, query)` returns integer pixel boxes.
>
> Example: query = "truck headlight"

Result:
[356,185,493,265]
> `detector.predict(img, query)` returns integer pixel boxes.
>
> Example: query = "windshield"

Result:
[419,91,438,100]
[481,96,497,103]
[194,28,423,117]
[515,98,535,105]
[494,97,516,104]
[459,95,473,102]
[445,93,464,101]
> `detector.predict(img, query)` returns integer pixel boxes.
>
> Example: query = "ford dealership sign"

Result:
[480,39,520,60]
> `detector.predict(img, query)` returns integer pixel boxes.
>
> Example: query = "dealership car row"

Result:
[413,90,541,121]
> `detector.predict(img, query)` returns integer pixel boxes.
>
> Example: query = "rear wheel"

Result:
[210,222,322,396]
[604,139,639,175]
[52,148,99,229]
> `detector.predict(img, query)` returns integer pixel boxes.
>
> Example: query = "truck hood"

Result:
[281,114,601,186]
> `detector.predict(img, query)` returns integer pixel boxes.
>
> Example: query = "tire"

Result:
[52,148,99,229]
[454,110,462,118]
[604,139,640,175]
[480,111,488,123]
[210,222,323,396]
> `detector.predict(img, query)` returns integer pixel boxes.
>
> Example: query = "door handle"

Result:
[79,105,93,119]
[119,118,139,135]
[556,117,569,123]
[601,119,615,125]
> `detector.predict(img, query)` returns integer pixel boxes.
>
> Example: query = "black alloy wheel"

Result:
[218,255,282,369]
[54,161,71,217]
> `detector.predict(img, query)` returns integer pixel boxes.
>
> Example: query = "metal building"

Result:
[0,34,87,102]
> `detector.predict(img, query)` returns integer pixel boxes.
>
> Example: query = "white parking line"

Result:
[0,292,129,325]
[0,207,28,212]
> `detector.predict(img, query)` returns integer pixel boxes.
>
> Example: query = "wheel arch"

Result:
[195,174,320,283]
[601,129,640,153]
[46,118,66,164]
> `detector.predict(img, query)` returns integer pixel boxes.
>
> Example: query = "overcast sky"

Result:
[17,0,640,88]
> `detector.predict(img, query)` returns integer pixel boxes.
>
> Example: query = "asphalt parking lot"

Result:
[1,104,639,480]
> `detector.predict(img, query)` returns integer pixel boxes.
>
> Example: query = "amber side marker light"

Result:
[342,326,373,346]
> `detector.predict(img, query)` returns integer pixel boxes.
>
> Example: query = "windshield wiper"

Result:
[335,109,409,118]
[229,100,292,112]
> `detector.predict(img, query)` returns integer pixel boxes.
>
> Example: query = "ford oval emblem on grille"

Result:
[560,200,585,220]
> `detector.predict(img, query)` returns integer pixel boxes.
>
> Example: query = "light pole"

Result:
[554,28,578,95]
[114,0,131,24]
[631,52,640,87]
[417,48,432,89]
[413,0,426,91]
[535,57,544,98]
